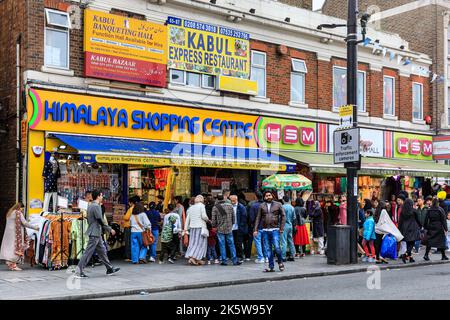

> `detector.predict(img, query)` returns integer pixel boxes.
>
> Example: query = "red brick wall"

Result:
[0,0,28,241]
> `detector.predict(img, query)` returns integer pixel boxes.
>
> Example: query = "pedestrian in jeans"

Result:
[281,196,296,262]
[212,194,242,266]
[159,215,177,264]
[75,190,120,278]
[145,202,161,262]
[362,209,376,262]
[254,191,286,272]
[206,223,219,264]
[130,202,152,264]
[122,196,139,262]
[248,192,267,263]
[163,204,182,261]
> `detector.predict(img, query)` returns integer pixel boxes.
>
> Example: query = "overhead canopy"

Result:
[277,151,450,177]
[50,133,296,171]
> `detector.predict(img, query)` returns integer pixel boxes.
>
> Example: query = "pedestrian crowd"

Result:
[3,184,450,276]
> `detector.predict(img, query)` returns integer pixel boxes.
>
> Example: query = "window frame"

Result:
[332,66,366,112]
[290,58,307,104]
[412,82,423,121]
[186,72,201,88]
[169,69,186,85]
[45,8,71,28]
[251,50,267,98]
[201,74,215,89]
[383,75,396,116]
[44,27,70,70]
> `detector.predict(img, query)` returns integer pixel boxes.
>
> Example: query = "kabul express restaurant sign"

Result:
[167,16,250,79]
[27,89,260,149]
[84,9,167,87]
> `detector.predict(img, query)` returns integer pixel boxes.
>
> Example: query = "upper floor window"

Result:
[291,59,307,104]
[383,76,395,116]
[332,67,366,112]
[251,51,266,97]
[170,69,215,89]
[44,8,70,69]
[412,83,423,121]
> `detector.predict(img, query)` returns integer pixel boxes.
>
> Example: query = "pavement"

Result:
[110,263,450,300]
[0,250,449,300]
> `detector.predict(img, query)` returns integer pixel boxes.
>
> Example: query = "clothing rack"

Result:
[40,211,84,270]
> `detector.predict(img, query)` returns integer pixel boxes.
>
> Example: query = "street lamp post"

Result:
[318,0,369,264]
[345,0,360,264]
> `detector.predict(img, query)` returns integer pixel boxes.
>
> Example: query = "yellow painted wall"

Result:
[28,130,45,215]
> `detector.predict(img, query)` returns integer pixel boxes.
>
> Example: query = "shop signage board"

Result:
[167,16,250,79]
[27,89,259,148]
[256,116,317,153]
[432,136,450,160]
[84,9,167,87]
[393,132,433,161]
[338,105,354,129]
[329,125,384,158]
[21,120,27,154]
[218,75,257,95]
[333,128,360,164]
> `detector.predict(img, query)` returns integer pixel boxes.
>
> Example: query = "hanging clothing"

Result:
[42,160,61,193]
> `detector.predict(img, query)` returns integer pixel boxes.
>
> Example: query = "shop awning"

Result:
[277,151,450,177]
[51,134,296,171]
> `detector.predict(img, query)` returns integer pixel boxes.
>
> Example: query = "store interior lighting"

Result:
[58,144,67,150]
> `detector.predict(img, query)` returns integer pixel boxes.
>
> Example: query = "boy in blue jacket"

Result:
[362,209,376,263]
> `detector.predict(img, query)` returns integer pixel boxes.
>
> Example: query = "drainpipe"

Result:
[16,34,21,204]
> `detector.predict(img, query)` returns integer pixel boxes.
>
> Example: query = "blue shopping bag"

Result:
[380,234,397,260]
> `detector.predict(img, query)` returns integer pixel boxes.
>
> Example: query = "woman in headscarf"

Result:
[184,195,210,265]
[398,198,421,263]
[293,198,309,257]
[0,203,39,271]
[423,197,449,261]
[308,201,325,255]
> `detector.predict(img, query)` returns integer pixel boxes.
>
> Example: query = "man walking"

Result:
[248,191,266,263]
[212,194,242,266]
[281,196,296,262]
[414,196,428,253]
[254,191,286,272]
[230,195,249,262]
[75,190,120,278]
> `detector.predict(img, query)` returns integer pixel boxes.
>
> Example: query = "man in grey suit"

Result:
[75,190,120,278]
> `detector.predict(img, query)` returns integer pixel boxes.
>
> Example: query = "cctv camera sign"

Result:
[333,128,360,164]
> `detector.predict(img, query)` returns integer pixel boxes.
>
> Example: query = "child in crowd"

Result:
[159,215,177,264]
[362,209,376,263]
[163,204,182,261]
[206,222,219,265]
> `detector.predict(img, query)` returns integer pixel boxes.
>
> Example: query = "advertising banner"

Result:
[255,116,317,153]
[393,132,433,161]
[84,9,167,87]
[218,75,257,95]
[167,16,250,79]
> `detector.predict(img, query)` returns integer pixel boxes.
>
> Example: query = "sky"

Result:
[313,0,326,10]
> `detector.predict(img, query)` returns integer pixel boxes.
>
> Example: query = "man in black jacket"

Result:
[253,191,286,272]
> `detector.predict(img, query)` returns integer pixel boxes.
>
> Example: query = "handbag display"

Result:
[133,215,155,246]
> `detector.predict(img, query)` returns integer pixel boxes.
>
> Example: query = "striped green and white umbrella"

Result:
[261,174,312,191]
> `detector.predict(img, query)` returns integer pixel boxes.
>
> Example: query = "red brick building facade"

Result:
[0,0,434,238]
